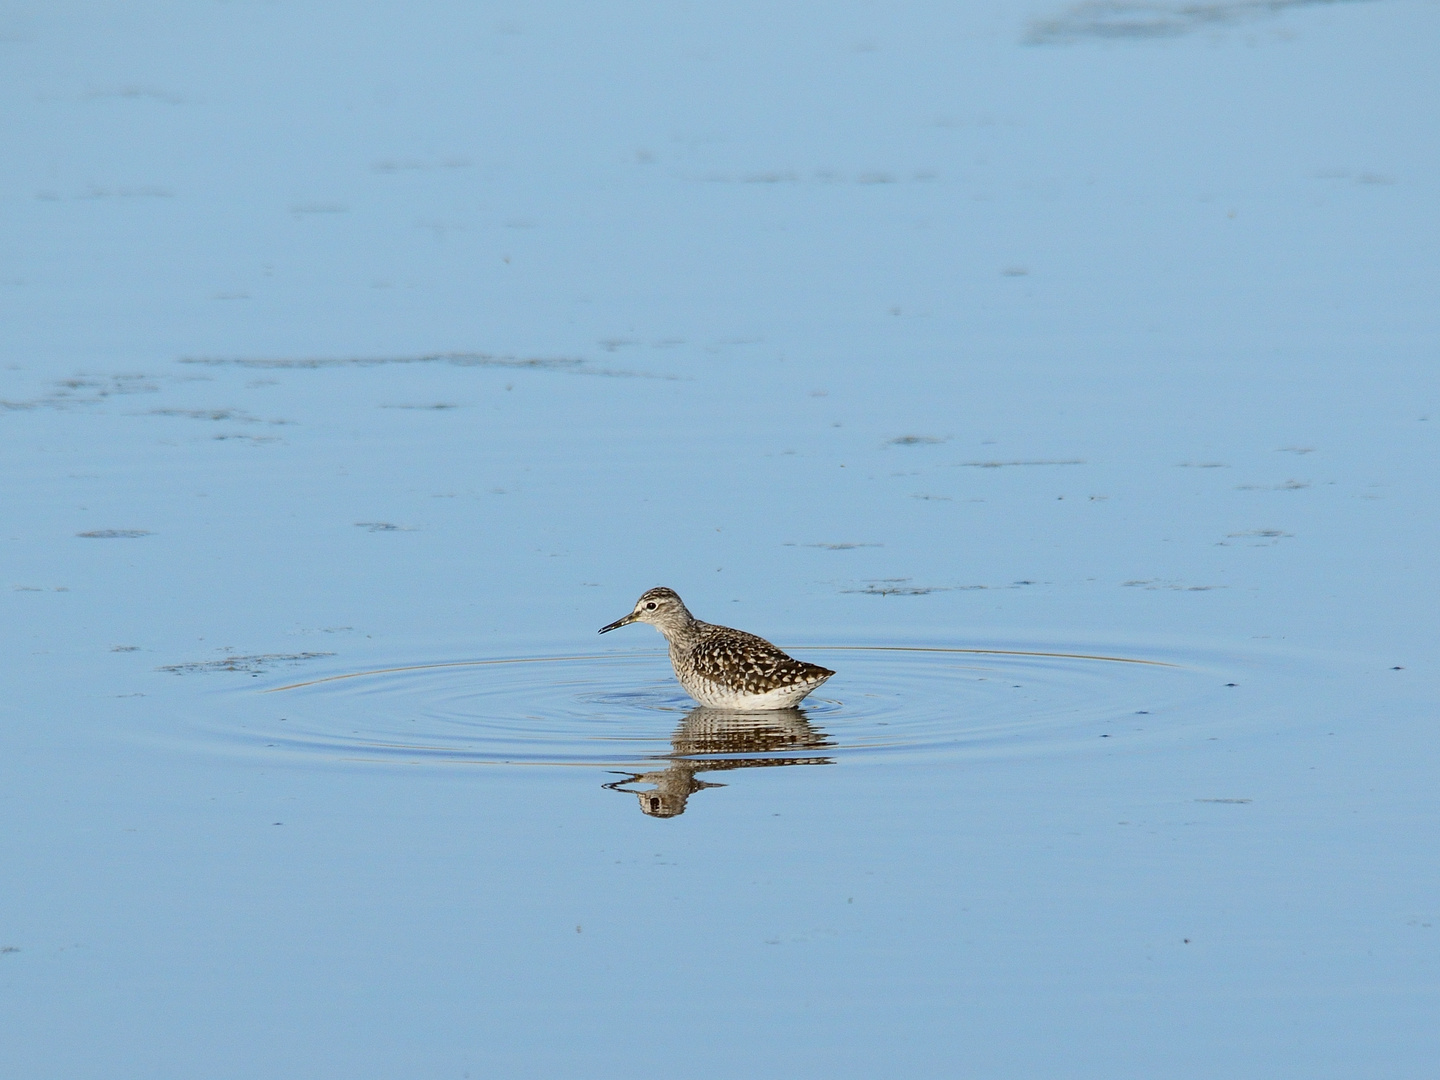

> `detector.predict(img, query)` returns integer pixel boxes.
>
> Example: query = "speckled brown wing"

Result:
[687,624,835,694]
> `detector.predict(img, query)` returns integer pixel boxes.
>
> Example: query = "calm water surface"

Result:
[2,2,1437,1077]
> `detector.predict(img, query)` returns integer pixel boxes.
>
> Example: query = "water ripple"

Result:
[190,643,1240,770]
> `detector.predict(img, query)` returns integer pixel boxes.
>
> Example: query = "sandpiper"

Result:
[598,587,835,711]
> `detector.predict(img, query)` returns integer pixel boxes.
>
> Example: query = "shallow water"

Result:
[198,643,1230,769]
[172,639,1270,831]
[3,1,1439,1077]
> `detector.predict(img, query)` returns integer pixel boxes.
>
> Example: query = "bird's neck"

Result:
[658,616,700,652]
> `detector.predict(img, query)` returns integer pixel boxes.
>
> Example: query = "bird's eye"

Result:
[645,601,657,610]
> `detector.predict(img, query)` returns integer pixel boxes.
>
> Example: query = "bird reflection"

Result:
[604,706,833,817]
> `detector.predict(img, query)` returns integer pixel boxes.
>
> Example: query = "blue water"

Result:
[3,2,1438,1076]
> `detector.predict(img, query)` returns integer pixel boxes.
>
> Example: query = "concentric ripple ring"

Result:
[180,644,1239,770]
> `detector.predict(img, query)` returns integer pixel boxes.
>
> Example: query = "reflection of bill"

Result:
[604,706,834,817]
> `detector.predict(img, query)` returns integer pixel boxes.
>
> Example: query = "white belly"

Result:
[679,672,831,711]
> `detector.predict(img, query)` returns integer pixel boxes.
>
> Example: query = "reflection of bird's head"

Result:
[616,764,721,818]
[638,787,686,818]
[598,587,694,638]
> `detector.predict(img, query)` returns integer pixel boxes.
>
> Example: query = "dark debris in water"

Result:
[846,580,944,596]
[77,529,152,539]
[2,373,161,411]
[213,433,282,443]
[179,352,680,380]
[354,522,417,532]
[596,336,687,352]
[1218,529,1293,547]
[1024,0,1367,45]
[1237,480,1310,491]
[954,459,1085,468]
[1122,579,1225,591]
[887,435,945,446]
[845,577,1046,596]
[158,652,335,675]
[148,407,259,422]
